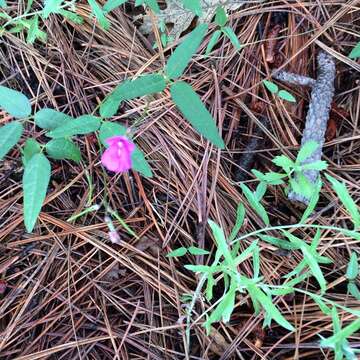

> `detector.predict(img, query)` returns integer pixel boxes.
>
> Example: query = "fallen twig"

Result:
[273,51,336,204]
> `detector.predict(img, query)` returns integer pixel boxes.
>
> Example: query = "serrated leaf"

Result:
[239,183,269,225]
[277,90,296,103]
[170,81,224,148]
[57,9,84,24]
[23,153,51,232]
[0,122,23,160]
[99,122,127,146]
[346,252,358,281]
[34,108,73,130]
[26,15,40,44]
[131,145,153,178]
[251,169,286,185]
[182,0,202,16]
[100,74,166,118]
[222,26,241,50]
[43,0,63,18]
[296,140,319,164]
[188,246,210,255]
[103,0,126,13]
[245,280,294,331]
[22,138,41,165]
[46,138,81,162]
[47,115,101,138]
[300,180,322,223]
[349,41,360,59]
[205,30,221,55]
[0,85,31,118]
[348,282,360,300]
[258,234,298,250]
[321,318,360,348]
[272,155,295,172]
[215,6,227,27]
[208,220,233,265]
[263,80,278,94]
[325,174,360,229]
[166,247,187,257]
[229,203,245,242]
[301,160,328,171]
[87,0,110,29]
[165,23,208,79]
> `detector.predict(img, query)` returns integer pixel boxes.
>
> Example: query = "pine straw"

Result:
[0,1,360,359]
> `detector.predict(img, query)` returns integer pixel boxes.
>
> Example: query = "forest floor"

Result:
[0,1,360,359]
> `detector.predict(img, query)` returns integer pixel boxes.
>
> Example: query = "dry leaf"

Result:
[140,0,247,40]
[265,24,281,63]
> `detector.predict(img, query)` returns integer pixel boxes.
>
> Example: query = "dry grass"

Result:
[0,1,360,359]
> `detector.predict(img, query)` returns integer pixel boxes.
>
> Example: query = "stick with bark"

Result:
[272,51,336,204]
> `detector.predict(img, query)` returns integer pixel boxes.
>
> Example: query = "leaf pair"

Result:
[206,6,241,55]
[263,80,296,103]
[166,246,210,258]
[100,24,225,149]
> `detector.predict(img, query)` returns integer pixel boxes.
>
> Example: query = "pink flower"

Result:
[101,136,135,173]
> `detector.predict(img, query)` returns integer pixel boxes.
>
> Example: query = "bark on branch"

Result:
[273,52,336,204]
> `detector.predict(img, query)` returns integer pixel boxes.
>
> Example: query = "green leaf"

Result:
[47,115,101,138]
[215,6,227,27]
[182,0,202,16]
[166,247,187,257]
[99,121,127,146]
[204,285,236,334]
[205,30,221,55]
[349,41,360,59]
[258,234,298,251]
[34,108,73,130]
[233,241,259,267]
[255,182,267,201]
[188,246,210,255]
[46,138,81,162]
[103,0,126,12]
[131,145,153,178]
[0,122,23,160]
[229,203,245,242]
[296,140,319,164]
[205,273,215,301]
[277,90,296,103]
[245,280,294,331]
[23,153,51,232]
[302,246,327,293]
[321,318,360,348]
[348,282,360,300]
[301,160,328,171]
[208,220,233,265]
[43,0,63,18]
[57,9,84,24]
[346,252,358,281]
[251,169,286,185]
[0,0,7,8]
[272,155,295,172]
[308,293,331,315]
[239,183,269,225]
[222,26,241,50]
[87,0,110,29]
[26,15,40,44]
[263,80,279,94]
[0,85,31,118]
[165,23,208,79]
[325,174,360,229]
[100,74,166,118]
[22,138,41,165]
[184,264,215,273]
[170,81,224,148]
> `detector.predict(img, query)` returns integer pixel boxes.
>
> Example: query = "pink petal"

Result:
[101,146,122,172]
